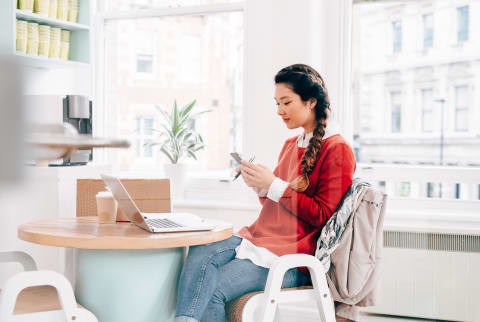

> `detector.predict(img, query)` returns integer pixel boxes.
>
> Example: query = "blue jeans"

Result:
[174,236,311,322]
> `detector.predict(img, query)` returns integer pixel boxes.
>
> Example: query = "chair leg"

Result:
[259,254,335,322]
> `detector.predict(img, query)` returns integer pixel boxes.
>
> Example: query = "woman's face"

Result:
[274,83,316,132]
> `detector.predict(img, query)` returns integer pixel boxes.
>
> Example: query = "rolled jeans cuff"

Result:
[174,316,199,322]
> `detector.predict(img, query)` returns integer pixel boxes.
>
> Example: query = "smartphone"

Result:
[230,152,242,164]
[230,152,242,181]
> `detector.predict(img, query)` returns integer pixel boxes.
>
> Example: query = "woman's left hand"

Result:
[238,160,275,190]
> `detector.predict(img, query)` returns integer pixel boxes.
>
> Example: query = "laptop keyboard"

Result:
[145,218,185,229]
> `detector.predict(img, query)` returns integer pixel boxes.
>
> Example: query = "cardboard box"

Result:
[77,178,171,221]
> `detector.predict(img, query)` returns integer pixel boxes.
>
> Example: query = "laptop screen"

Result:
[100,174,144,224]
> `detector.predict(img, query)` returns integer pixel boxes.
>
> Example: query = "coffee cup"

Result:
[96,191,118,224]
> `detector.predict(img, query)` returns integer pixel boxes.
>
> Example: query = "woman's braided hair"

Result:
[274,64,331,192]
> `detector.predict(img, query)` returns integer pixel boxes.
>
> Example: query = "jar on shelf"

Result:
[38,25,51,57]
[49,27,61,59]
[67,0,78,23]
[18,0,34,12]
[34,0,49,15]
[16,19,28,54]
[57,0,69,21]
[60,29,70,60]
[49,0,58,18]
[27,22,39,56]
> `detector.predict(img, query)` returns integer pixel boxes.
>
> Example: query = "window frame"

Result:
[390,91,402,133]
[420,88,434,133]
[457,5,469,43]
[454,85,469,132]
[94,2,246,181]
[134,30,157,78]
[392,20,402,53]
[423,13,433,49]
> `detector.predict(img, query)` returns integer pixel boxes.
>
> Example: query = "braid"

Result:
[290,120,326,192]
[275,64,331,193]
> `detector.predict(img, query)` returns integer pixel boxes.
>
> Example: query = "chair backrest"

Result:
[76,178,171,221]
[0,251,37,272]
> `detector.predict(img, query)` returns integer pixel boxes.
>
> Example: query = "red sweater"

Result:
[238,134,356,257]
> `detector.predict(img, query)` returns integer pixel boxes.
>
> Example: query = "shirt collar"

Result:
[296,122,340,147]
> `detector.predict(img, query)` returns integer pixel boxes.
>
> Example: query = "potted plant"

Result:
[145,100,211,198]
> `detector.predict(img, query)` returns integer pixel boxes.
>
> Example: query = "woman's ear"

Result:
[309,98,317,110]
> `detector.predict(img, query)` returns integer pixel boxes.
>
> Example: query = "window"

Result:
[390,91,401,133]
[455,85,468,132]
[455,183,461,199]
[423,13,433,49]
[352,0,479,200]
[136,32,155,75]
[137,55,154,74]
[421,89,433,132]
[457,6,469,42]
[398,182,410,197]
[427,182,442,198]
[392,20,402,53]
[102,6,243,172]
[136,117,155,158]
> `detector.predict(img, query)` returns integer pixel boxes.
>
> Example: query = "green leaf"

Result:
[176,115,191,132]
[160,145,175,163]
[159,123,174,139]
[143,142,160,148]
[179,100,196,118]
[187,150,198,160]
[172,100,179,135]
[155,105,172,126]
[174,126,188,140]
[189,110,213,120]
[183,132,193,141]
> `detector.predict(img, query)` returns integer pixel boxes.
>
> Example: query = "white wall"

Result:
[22,67,91,96]
[244,0,353,169]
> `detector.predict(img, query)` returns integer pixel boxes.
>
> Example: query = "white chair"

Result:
[227,254,336,322]
[0,251,97,322]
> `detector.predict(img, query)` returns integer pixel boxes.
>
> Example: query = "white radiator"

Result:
[363,231,480,321]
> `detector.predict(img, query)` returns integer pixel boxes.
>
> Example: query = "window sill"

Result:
[173,198,260,211]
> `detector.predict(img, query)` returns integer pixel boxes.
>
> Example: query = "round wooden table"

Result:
[18,217,233,322]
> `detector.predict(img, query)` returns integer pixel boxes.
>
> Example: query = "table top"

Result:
[18,217,233,250]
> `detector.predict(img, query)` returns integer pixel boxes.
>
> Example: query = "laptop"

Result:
[101,174,214,233]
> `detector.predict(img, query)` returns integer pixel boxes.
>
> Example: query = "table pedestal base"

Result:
[75,248,184,322]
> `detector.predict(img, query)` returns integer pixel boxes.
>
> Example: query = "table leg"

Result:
[75,248,184,322]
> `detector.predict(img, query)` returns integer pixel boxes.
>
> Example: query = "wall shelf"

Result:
[0,0,92,69]
[14,52,90,69]
[16,9,91,31]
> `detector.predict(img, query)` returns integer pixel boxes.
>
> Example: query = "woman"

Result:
[175,64,356,322]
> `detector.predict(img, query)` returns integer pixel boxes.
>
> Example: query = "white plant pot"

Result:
[163,163,189,199]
